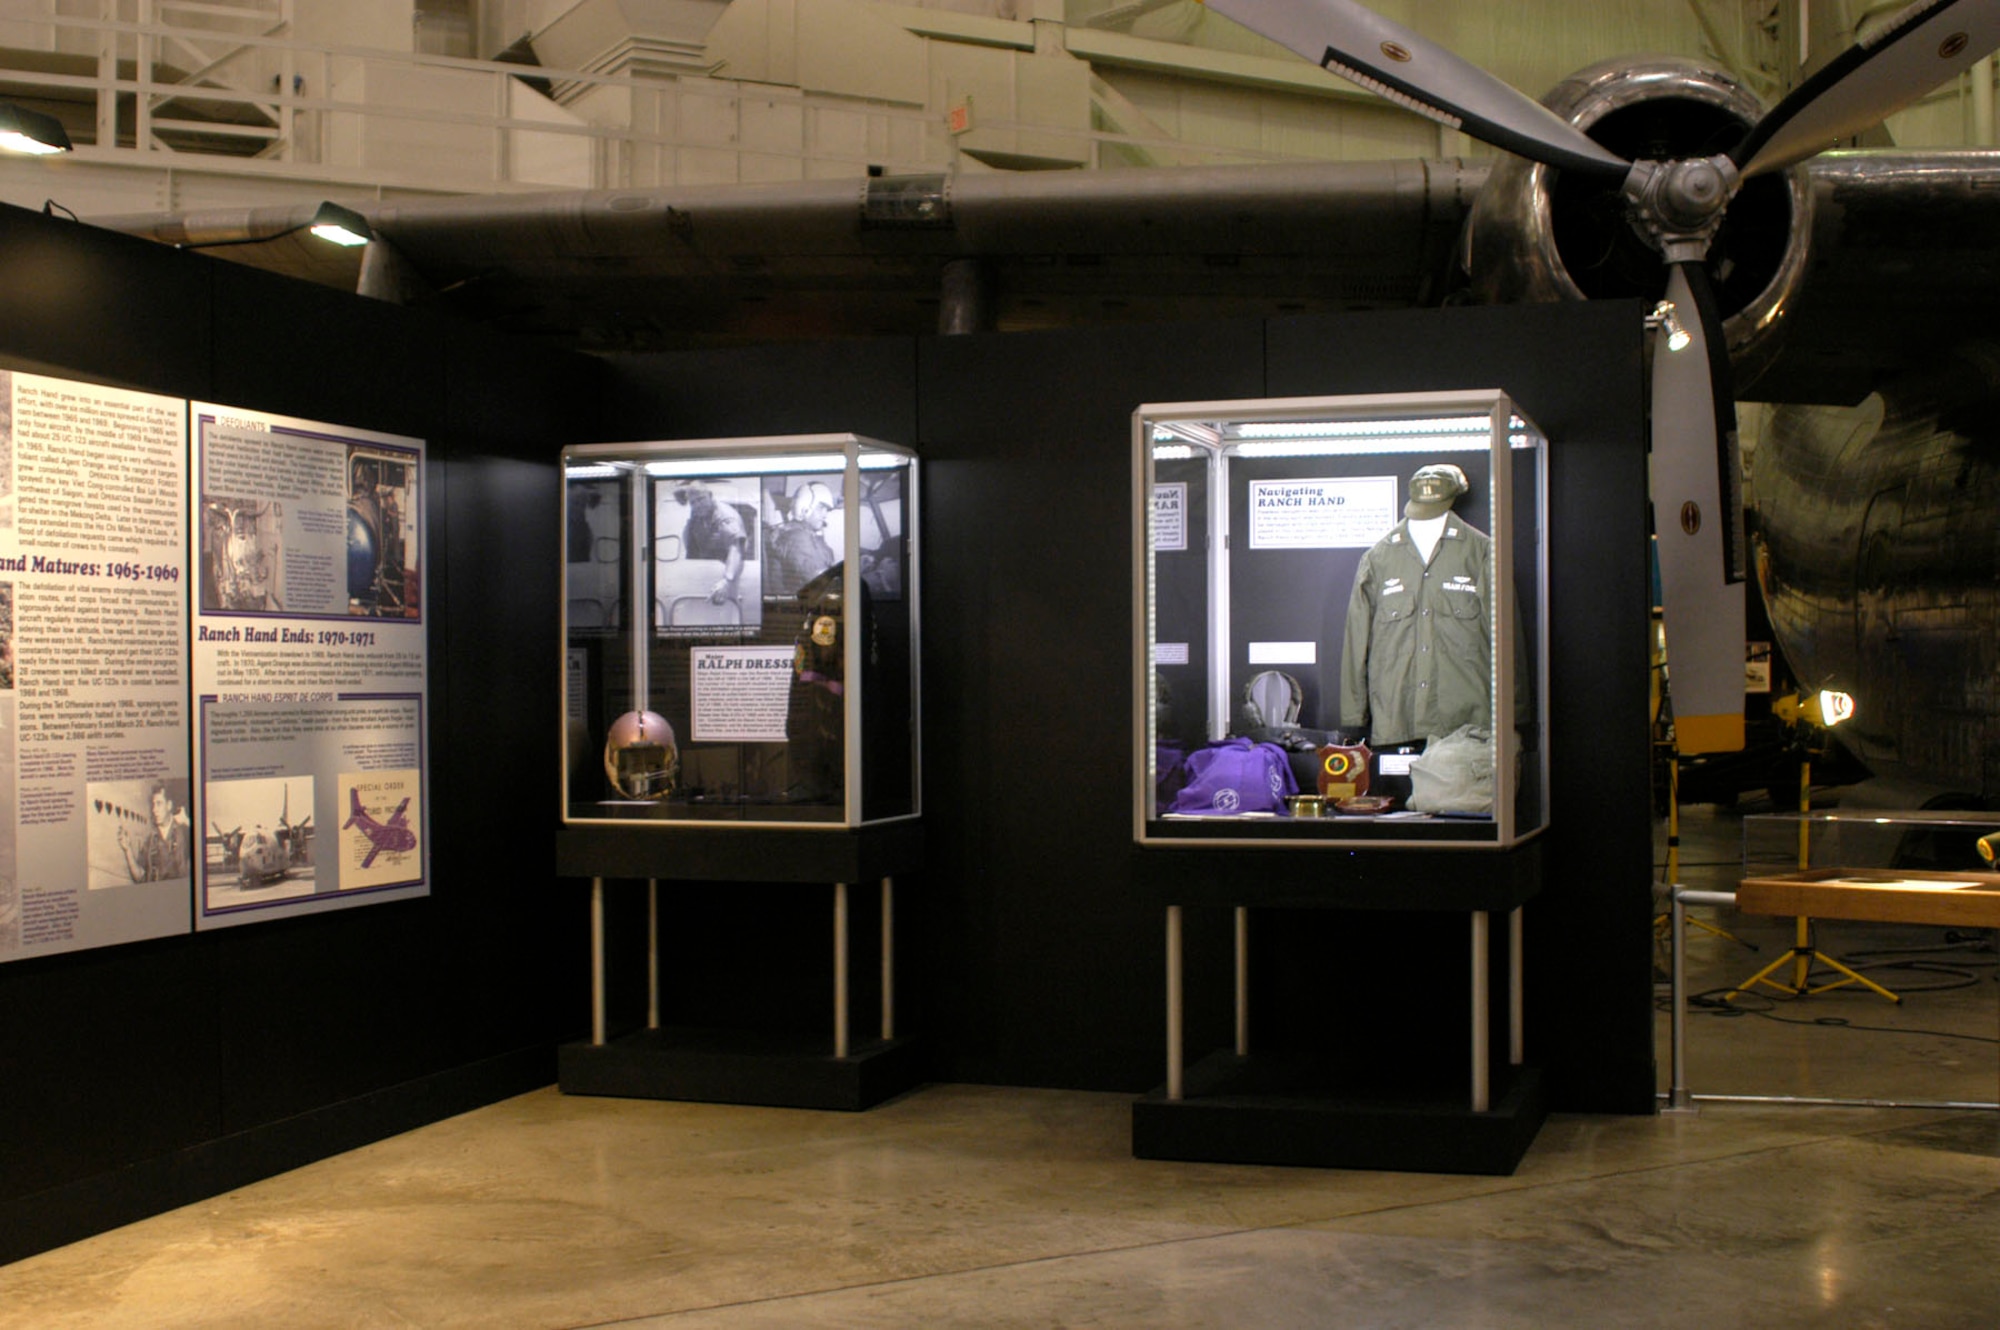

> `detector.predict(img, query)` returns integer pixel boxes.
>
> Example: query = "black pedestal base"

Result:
[1133,1051,1546,1175]
[559,1027,922,1111]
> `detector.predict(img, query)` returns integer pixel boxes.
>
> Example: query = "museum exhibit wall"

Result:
[596,300,1656,1112]
[0,197,1652,1262]
[0,202,598,1263]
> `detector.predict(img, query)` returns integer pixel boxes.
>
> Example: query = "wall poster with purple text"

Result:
[0,372,191,962]
[190,404,429,928]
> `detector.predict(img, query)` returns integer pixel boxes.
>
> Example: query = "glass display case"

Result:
[563,434,919,827]
[1134,391,1547,847]
[1743,808,2000,876]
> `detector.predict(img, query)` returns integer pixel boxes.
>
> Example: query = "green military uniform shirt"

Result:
[1340,516,1523,746]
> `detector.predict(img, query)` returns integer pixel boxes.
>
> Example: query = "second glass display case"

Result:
[1134,391,1547,847]
[564,434,919,828]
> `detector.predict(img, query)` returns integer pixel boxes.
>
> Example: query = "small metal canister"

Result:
[1286,794,1324,819]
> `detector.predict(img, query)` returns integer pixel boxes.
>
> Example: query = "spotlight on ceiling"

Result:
[0,102,73,156]
[309,201,374,247]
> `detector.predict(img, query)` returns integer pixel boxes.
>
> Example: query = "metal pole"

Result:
[834,881,850,1058]
[629,471,651,710]
[1166,906,1184,1100]
[1669,886,1693,1111]
[96,0,117,153]
[590,876,606,1047]
[1972,56,1995,147]
[1234,906,1249,1057]
[1508,906,1524,1066]
[1471,911,1491,1112]
[1793,755,1811,990]
[881,876,895,1042]
[136,0,154,153]
[1667,888,1736,1113]
[646,878,659,1031]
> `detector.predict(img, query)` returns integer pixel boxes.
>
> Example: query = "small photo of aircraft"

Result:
[343,787,416,869]
[230,784,312,887]
[203,775,316,900]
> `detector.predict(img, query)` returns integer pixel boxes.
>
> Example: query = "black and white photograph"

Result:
[201,774,316,909]
[0,580,13,691]
[85,776,193,891]
[655,475,761,630]
[347,445,420,618]
[199,496,284,612]
[760,474,840,599]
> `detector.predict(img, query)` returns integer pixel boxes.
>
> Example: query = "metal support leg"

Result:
[1234,906,1249,1057]
[1667,888,1736,1112]
[646,878,660,1031]
[590,876,606,1047]
[1508,905,1524,1067]
[834,882,850,1059]
[1167,906,1184,1101]
[881,876,895,1042]
[1471,911,1491,1112]
[1668,886,1693,1111]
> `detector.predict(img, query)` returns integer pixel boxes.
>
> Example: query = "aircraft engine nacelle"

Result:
[238,828,285,884]
[1462,57,1811,391]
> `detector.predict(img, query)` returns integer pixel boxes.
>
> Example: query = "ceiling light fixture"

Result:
[0,102,73,156]
[309,201,374,247]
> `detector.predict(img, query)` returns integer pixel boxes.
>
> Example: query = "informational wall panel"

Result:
[0,371,191,962]
[190,404,429,928]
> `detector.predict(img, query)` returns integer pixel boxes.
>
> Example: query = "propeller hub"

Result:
[1660,158,1732,224]
[1621,155,1742,265]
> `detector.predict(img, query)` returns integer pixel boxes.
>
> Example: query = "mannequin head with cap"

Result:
[1406,463,1468,520]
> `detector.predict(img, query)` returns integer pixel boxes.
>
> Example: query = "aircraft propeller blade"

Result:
[1733,0,2000,178]
[1651,262,1746,755]
[1202,0,1631,178]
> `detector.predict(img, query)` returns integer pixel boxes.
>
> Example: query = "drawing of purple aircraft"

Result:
[343,788,416,868]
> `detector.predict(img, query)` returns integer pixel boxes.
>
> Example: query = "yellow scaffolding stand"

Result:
[1725,757,1900,1004]
[1653,756,1757,951]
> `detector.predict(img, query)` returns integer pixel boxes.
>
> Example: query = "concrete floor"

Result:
[1,804,1994,1328]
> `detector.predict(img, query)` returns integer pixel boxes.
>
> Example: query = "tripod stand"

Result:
[1724,753,1900,1005]
[1655,756,1757,952]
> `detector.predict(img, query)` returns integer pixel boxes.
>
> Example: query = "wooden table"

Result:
[1736,868,2000,1104]
[1737,868,2000,931]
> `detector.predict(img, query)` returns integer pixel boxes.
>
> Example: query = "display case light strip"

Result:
[1151,444,1195,461]
[1232,435,1490,458]
[1232,415,1489,439]
[1153,421,1223,448]
[564,464,624,479]
[644,453,847,476]
[635,451,908,477]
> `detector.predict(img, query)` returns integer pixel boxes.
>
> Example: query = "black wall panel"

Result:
[0,208,212,396]
[912,322,1268,1089]
[0,202,592,1263]
[598,339,919,443]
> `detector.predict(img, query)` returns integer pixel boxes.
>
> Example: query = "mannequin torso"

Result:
[1407,513,1448,563]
